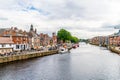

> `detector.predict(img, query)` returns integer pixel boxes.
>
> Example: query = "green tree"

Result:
[57,29,79,43]
[57,29,72,42]
[71,36,79,43]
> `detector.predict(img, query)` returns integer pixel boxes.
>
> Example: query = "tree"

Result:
[57,29,72,42]
[71,36,79,43]
[57,29,79,43]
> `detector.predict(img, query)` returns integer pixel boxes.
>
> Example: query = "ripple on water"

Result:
[0,43,120,80]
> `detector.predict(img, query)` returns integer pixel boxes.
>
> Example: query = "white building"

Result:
[0,37,14,54]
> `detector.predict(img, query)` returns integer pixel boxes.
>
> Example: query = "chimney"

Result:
[11,27,13,30]
[35,28,37,33]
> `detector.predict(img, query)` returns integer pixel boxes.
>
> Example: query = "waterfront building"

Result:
[90,36,99,45]
[0,37,14,54]
[0,27,29,51]
[28,25,40,50]
[104,36,109,46]
[99,36,106,46]
[52,32,57,46]
[90,36,109,47]
[0,25,58,51]
[109,30,120,46]
[39,32,57,47]
[39,33,51,46]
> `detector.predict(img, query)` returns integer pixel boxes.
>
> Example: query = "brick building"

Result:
[28,25,40,50]
[39,33,51,46]
[0,37,14,54]
[52,32,57,46]
[109,31,120,46]
[0,27,29,51]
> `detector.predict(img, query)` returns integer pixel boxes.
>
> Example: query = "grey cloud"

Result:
[23,0,85,20]
[101,24,120,29]
[63,25,115,32]
[0,17,8,20]
[49,2,84,19]
[86,28,113,32]
[0,0,120,38]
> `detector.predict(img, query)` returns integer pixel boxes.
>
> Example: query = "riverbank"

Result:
[0,50,58,63]
[109,46,120,54]
[89,43,120,55]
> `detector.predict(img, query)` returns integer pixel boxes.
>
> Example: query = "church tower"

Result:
[35,28,37,33]
[30,24,34,31]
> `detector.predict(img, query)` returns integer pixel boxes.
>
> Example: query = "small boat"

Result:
[59,47,68,54]
[77,44,79,47]
[72,44,77,49]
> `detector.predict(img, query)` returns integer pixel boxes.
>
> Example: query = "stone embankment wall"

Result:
[109,47,120,54]
[0,50,58,63]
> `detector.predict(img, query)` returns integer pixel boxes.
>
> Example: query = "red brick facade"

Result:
[0,27,29,51]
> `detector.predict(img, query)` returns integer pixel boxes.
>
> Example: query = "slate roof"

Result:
[0,28,9,34]
[28,31,38,38]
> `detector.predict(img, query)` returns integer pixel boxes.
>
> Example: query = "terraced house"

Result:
[52,32,57,46]
[0,27,29,51]
[109,30,120,46]
[28,25,40,50]
[39,33,51,46]
[39,32,57,47]
[0,37,14,54]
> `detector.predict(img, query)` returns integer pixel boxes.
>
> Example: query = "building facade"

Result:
[39,33,51,46]
[28,25,40,50]
[52,33,57,46]
[109,30,120,46]
[0,27,29,51]
[0,37,14,54]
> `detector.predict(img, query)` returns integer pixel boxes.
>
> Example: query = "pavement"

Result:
[0,48,57,58]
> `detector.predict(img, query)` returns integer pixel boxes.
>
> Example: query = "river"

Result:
[0,43,120,80]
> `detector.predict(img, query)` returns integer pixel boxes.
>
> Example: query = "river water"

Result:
[0,43,120,80]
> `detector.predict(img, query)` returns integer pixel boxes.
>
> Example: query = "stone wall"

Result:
[0,50,58,63]
[109,46,120,54]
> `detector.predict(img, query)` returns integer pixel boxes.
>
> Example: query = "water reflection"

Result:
[0,43,120,80]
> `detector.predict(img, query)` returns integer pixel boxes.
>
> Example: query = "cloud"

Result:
[0,0,119,38]
[0,17,8,21]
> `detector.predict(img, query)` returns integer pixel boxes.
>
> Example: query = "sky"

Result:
[0,0,120,39]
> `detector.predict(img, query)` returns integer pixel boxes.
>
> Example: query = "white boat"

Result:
[59,47,68,54]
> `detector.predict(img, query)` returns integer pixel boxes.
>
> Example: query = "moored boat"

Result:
[58,47,68,54]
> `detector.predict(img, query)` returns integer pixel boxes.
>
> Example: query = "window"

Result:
[16,45,19,49]
[10,44,12,46]
[2,44,4,47]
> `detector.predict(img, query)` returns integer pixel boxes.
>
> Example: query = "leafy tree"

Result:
[80,39,89,43]
[57,29,79,43]
[71,36,79,43]
[57,29,72,42]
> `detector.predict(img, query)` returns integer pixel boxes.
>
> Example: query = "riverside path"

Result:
[0,43,120,80]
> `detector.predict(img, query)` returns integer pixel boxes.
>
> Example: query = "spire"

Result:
[30,24,34,31]
[35,28,37,33]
